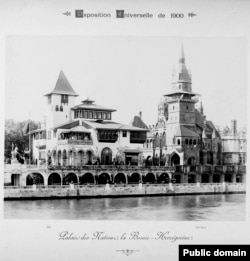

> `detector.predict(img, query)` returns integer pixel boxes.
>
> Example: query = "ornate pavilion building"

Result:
[5,46,246,187]
[31,70,148,169]
[142,46,236,183]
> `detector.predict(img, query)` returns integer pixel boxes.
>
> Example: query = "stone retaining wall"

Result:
[4,183,246,200]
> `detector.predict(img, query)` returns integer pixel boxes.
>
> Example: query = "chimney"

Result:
[139,111,142,119]
[231,120,237,135]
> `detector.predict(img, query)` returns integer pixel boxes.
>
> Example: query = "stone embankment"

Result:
[4,183,246,200]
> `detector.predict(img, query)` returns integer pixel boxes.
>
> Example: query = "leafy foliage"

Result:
[4,119,40,163]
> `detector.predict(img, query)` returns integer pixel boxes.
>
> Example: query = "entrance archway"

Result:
[128,173,141,183]
[80,173,95,184]
[213,174,221,183]
[64,173,78,184]
[201,174,209,183]
[26,175,34,185]
[225,174,232,183]
[26,173,44,185]
[114,173,126,184]
[101,147,112,165]
[144,173,156,183]
[48,173,61,185]
[171,153,180,166]
[158,173,170,183]
[174,174,181,183]
[98,173,110,184]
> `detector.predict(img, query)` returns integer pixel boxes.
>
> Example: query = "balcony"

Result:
[58,139,93,146]
[97,131,118,143]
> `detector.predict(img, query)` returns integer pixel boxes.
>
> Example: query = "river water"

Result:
[4,194,245,220]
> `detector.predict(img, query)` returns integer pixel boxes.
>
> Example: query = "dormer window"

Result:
[61,94,68,104]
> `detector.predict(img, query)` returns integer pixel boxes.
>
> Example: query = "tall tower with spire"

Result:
[44,70,78,130]
[163,45,200,165]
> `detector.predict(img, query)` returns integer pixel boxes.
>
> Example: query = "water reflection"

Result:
[4,194,245,221]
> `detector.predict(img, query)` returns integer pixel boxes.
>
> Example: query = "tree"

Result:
[4,119,40,163]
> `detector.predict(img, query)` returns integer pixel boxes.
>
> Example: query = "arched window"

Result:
[189,139,192,145]
[185,139,188,145]
[193,139,197,145]
[60,105,63,111]
[177,139,181,145]
[162,132,166,147]
[55,105,59,111]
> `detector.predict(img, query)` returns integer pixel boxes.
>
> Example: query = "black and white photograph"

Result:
[1,0,250,260]
[3,36,247,221]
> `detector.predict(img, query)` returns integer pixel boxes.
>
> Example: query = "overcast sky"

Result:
[5,36,247,130]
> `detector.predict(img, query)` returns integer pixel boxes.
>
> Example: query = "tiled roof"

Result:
[195,109,220,138]
[83,120,148,131]
[61,126,91,133]
[164,90,198,97]
[45,70,78,96]
[54,120,80,130]
[131,116,148,129]
[72,103,116,112]
[175,125,199,137]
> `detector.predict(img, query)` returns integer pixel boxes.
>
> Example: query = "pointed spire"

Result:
[45,70,78,96]
[179,44,185,64]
